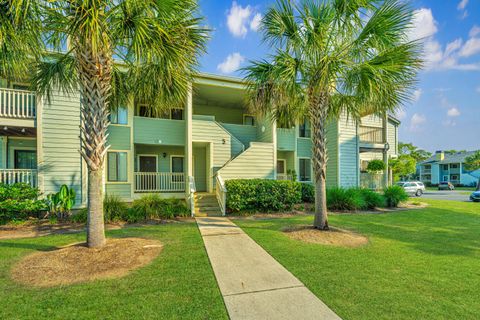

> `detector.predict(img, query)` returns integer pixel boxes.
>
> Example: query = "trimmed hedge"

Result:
[0,183,46,224]
[300,183,315,203]
[225,179,301,213]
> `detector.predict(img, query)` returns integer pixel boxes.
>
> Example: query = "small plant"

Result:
[383,185,409,207]
[359,189,385,209]
[287,169,297,182]
[70,208,88,223]
[0,183,46,224]
[104,194,128,222]
[45,185,76,219]
[327,187,363,211]
[367,160,386,173]
[300,183,315,203]
[131,195,188,221]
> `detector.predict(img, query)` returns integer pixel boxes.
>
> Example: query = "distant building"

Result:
[418,150,480,186]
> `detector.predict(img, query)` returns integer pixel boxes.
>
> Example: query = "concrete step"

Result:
[195,201,220,206]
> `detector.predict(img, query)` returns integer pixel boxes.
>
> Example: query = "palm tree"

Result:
[244,0,422,229]
[2,0,207,247]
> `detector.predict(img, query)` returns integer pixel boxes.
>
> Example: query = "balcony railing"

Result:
[359,125,384,144]
[360,172,385,190]
[422,169,432,174]
[0,169,38,187]
[0,88,36,119]
[134,172,185,192]
[277,174,294,181]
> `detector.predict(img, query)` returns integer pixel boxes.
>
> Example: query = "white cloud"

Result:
[459,38,480,57]
[227,2,252,38]
[407,8,438,42]
[457,0,469,10]
[226,2,262,38]
[470,25,480,38]
[445,39,463,57]
[217,52,245,74]
[250,13,262,31]
[412,89,423,102]
[409,113,426,131]
[447,107,461,117]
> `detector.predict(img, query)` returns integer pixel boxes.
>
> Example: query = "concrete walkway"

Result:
[196,217,341,320]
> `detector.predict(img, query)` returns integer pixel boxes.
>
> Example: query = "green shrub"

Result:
[122,208,146,223]
[104,194,128,222]
[367,160,386,173]
[300,183,315,203]
[383,185,409,207]
[225,179,302,213]
[131,195,188,220]
[359,188,385,209]
[0,183,46,224]
[69,208,88,223]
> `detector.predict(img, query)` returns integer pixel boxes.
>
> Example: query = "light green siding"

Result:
[256,116,274,143]
[218,142,275,180]
[193,104,245,124]
[277,128,296,151]
[105,184,131,200]
[387,120,398,156]
[220,123,257,146]
[133,117,185,146]
[193,146,207,192]
[338,114,359,187]
[192,119,238,170]
[40,90,83,203]
[297,138,312,158]
[277,151,295,172]
[134,145,184,173]
[325,121,339,187]
[108,126,131,150]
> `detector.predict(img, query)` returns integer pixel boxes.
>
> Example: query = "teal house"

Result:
[0,73,399,215]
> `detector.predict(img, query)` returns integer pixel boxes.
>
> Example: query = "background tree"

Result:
[464,151,480,191]
[389,155,416,181]
[244,0,422,229]
[4,0,207,247]
[398,142,431,162]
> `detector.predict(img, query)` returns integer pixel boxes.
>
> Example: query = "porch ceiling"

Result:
[193,83,246,109]
[0,126,36,137]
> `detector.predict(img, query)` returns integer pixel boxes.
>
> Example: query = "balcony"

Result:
[360,172,385,190]
[359,125,384,144]
[277,128,296,151]
[422,168,432,174]
[0,88,36,119]
[134,172,185,193]
[0,169,38,187]
[133,116,185,145]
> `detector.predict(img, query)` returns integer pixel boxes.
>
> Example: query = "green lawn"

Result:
[235,200,480,320]
[0,222,228,320]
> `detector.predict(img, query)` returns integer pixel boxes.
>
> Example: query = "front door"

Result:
[139,156,157,172]
[138,156,157,191]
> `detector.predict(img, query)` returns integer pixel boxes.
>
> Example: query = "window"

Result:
[14,150,37,169]
[171,109,183,120]
[277,160,286,174]
[443,164,449,170]
[171,156,184,173]
[107,152,127,182]
[299,159,311,182]
[243,115,255,126]
[110,106,128,125]
[450,164,458,169]
[451,175,458,180]
[299,120,311,138]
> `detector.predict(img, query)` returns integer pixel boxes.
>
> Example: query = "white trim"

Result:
[298,157,313,182]
[106,149,131,184]
[170,154,186,173]
[137,154,159,172]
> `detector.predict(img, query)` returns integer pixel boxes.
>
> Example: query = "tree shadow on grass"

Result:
[0,241,57,251]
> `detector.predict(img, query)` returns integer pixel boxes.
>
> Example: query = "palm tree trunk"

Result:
[75,40,112,248]
[310,92,329,230]
[87,169,105,247]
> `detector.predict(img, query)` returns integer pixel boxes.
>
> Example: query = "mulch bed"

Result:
[282,225,369,248]
[11,238,163,287]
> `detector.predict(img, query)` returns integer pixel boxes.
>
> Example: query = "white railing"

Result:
[0,88,36,119]
[215,174,227,216]
[134,172,185,192]
[188,176,196,217]
[0,169,37,187]
[360,172,385,190]
[277,174,294,181]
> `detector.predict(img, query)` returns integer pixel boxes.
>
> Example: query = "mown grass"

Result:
[235,199,480,320]
[0,222,228,320]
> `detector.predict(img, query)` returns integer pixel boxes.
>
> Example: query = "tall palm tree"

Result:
[2,0,207,247]
[244,0,422,229]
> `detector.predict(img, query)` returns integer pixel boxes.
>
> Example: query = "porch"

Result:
[0,169,37,187]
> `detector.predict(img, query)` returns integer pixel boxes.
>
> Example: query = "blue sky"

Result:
[197,0,480,152]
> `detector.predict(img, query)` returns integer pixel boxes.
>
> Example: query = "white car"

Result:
[397,181,425,196]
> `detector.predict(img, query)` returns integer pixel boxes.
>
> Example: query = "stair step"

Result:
[195,201,219,206]
[195,206,221,211]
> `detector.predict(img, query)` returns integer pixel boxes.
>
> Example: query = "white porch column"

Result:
[383,113,389,187]
[185,83,193,194]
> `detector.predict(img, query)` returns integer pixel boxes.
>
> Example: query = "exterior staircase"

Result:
[194,192,223,217]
